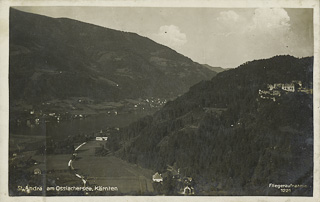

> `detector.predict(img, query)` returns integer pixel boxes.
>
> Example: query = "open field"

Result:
[30,154,71,172]
[9,134,46,152]
[9,108,159,195]
[73,140,155,194]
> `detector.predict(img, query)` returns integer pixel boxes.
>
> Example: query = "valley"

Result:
[8,7,314,197]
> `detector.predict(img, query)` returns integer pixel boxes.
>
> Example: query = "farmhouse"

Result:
[183,185,194,195]
[152,172,163,182]
[96,137,108,141]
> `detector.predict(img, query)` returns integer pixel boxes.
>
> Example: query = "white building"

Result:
[152,172,163,182]
[96,137,108,141]
[268,83,295,92]
[183,186,194,195]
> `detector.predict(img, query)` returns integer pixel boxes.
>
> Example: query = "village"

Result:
[258,80,312,102]
[10,97,168,129]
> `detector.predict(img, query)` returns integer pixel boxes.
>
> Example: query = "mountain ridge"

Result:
[109,55,313,195]
[201,64,226,73]
[10,8,216,104]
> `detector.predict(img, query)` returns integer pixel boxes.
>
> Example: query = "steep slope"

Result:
[111,55,313,195]
[9,8,216,104]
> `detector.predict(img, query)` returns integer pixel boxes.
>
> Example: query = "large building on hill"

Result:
[259,80,311,101]
[267,83,295,92]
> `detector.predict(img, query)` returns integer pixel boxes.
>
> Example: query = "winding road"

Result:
[68,142,87,186]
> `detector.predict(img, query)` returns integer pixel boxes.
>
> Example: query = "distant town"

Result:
[11,97,168,129]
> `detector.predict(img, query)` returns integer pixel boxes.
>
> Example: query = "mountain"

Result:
[9,8,216,104]
[109,55,313,195]
[202,64,226,73]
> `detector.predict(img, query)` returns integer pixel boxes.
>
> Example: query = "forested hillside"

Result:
[107,55,313,195]
[10,8,216,104]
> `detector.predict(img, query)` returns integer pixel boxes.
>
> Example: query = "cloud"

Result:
[215,8,291,37]
[246,8,293,55]
[210,8,298,67]
[252,8,290,29]
[152,25,187,50]
[249,8,291,36]
[215,10,247,36]
[217,10,240,23]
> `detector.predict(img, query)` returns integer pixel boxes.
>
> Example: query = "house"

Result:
[272,90,281,96]
[96,137,108,141]
[183,185,194,195]
[259,89,271,95]
[268,83,282,91]
[298,88,313,94]
[268,83,295,92]
[152,172,163,182]
[34,168,41,175]
[281,83,295,92]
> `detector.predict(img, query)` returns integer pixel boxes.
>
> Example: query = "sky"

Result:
[15,7,314,69]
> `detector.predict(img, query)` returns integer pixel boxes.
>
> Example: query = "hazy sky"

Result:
[15,7,314,69]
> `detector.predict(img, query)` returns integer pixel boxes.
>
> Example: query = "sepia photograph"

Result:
[0,0,319,201]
